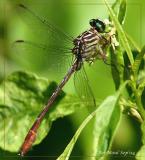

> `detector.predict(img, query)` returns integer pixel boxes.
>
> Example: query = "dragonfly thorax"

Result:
[72,18,118,69]
[72,27,111,66]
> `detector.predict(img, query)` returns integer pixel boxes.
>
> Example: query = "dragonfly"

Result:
[15,4,118,156]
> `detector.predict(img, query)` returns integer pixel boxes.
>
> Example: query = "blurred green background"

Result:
[0,0,145,159]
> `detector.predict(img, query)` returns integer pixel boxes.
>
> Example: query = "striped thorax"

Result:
[72,19,118,70]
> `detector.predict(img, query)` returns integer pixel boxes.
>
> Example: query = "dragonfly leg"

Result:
[96,45,107,61]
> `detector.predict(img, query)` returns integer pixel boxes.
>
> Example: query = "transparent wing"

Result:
[13,4,74,80]
[12,40,73,80]
[74,65,96,110]
[17,4,73,45]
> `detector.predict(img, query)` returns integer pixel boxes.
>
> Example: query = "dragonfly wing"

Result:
[74,65,96,110]
[17,4,73,44]
[15,3,73,55]
[12,40,73,79]
[13,4,74,80]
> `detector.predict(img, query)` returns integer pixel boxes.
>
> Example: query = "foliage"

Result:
[1,0,145,159]
[57,90,124,160]
[0,71,82,152]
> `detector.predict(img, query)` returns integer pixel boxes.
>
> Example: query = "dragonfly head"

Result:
[89,18,115,33]
[89,19,105,33]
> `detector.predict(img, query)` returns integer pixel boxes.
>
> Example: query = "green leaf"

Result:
[136,145,145,160]
[137,71,145,96]
[112,0,120,11]
[92,97,121,159]
[118,0,127,25]
[0,71,82,152]
[136,122,145,160]
[110,46,124,89]
[133,46,145,76]
[110,0,127,89]
[104,0,134,66]
[57,82,127,160]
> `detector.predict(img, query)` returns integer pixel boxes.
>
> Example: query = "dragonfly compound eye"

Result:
[89,19,106,33]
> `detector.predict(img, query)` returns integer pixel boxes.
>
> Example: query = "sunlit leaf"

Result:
[136,145,145,160]
[0,71,82,152]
